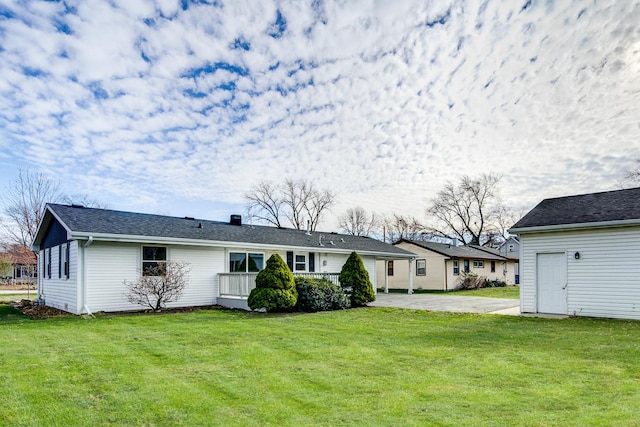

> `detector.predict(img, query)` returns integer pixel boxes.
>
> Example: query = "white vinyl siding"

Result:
[520,226,640,320]
[84,242,225,313]
[39,241,78,313]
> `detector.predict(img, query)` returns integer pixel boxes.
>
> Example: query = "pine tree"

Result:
[247,254,297,311]
[339,251,375,306]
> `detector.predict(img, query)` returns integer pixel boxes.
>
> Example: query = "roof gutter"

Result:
[509,218,640,235]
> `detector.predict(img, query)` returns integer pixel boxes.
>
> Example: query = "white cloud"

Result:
[0,0,639,229]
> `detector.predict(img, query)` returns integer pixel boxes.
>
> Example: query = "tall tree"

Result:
[426,173,502,245]
[244,181,284,228]
[1,168,108,249]
[1,168,63,248]
[382,214,425,243]
[338,207,379,237]
[245,179,335,231]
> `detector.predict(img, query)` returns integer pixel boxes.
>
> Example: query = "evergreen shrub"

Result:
[295,277,350,312]
[247,254,297,312]
[339,251,375,307]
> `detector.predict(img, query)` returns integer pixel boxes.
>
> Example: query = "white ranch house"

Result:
[31,204,415,314]
[510,187,640,320]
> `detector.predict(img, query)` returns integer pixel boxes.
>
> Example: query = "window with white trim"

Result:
[416,259,426,276]
[59,243,69,279]
[453,259,459,276]
[45,248,51,279]
[229,252,264,272]
[473,260,484,268]
[142,246,167,276]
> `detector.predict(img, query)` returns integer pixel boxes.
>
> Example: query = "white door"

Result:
[536,253,567,314]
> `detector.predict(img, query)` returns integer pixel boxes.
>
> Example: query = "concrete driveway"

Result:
[370,292,520,315]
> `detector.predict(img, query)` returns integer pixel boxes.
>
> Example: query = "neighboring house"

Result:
[509,187,640,320]
[482,237,520,284]
[375,239,517,292]
[31,204,415,314]
[497,236,520,257]
[0,245,37,283]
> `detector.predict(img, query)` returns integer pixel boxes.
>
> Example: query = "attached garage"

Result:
[509,187,640,320]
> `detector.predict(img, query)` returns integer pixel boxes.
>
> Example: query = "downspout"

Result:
[36,252,42,303]
[82,236,94,315]
[444,259,448,292]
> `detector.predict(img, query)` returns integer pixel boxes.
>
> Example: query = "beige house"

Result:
[376,239,517,292]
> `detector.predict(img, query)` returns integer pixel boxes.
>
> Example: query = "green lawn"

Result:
[0,293,32,304]
[385,285,520,299]
[1,306,639,426]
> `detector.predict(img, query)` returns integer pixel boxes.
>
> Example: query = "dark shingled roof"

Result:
[510,187,640,231]
[397,239,508,261]
[43,204,413,257]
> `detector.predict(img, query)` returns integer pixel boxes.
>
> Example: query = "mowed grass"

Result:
[1,307,639,426]
[386,285,520,299]
[0,293,32,304]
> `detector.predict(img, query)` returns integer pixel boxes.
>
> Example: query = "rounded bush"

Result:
[295,277,350,312]
[339,251,375,307]
[247,287,298,312]
[248,254,297,312]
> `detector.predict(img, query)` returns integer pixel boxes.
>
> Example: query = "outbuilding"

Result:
[509,187,640,320]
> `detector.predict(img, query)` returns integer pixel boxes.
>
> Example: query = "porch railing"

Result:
[219,273,259,298]
[218,272,341,298]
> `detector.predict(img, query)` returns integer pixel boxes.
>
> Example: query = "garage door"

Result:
[536,253,567,314]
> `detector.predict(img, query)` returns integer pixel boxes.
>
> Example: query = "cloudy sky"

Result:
[1,0,639,230]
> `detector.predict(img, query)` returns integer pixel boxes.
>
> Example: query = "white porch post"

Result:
[384,260,389,294]
[408,259,414,295]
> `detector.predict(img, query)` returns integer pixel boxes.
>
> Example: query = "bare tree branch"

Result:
[123,260,190,311]
[426,173,502,245]
[338,207,379,236]
[244,181,284,228]
[245,179,335,230]
[382,214,426,243]
[1,168,63,248]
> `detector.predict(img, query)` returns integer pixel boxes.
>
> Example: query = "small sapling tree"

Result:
[339,251,375,306]
[247,254,297,311]
[124,260,190,311]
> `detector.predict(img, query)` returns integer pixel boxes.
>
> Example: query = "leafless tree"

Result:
[623,158,640,185]
[245,179,335,231]
[61,193,110,209]
[124,260,190,311]
[489,205,528,243]
[382,214,426,243]
[1,168,108,249]
[1,168,63,248]
[338,207,379,236]
[244,181,284,228]
[426,173,502,245]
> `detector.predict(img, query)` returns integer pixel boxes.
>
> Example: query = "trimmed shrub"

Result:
[339,251,375,307]
[295,277,350,312]
[247,254,297,312]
